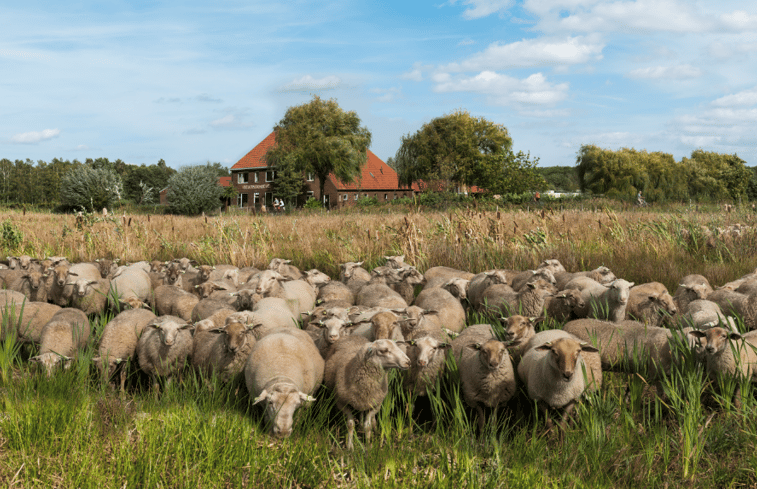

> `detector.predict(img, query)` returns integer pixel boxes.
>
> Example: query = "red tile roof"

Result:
[231,132,413,191]
[218,176,231,187]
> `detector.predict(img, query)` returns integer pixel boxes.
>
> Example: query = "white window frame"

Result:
[343,194,348,201]
[253,193,259,204]
[265,170,275,182]
[307,172,315,182]
[238,172,248,184]
[254,172,259,183]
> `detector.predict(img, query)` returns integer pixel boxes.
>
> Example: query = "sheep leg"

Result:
[475,404,486,434]
[733,384,742,410]
[536,400,553,432]
[363,406,381,447]
[337,401,356,450]
[119,364,127,393]
[559,401,576,432]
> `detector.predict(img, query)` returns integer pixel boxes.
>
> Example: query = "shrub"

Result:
[0,220,23,251]
[303,197,322,209]
[60,166,123,212]
[167,165,225,215]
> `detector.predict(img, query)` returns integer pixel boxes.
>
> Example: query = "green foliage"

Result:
[59,165,123,212]
[682,150,751,202]
[486,151,547,195]
[356,196,379,207]
[0,219,23,251]
[747,167,757,201]
[266,95,372,202]
[166,165,225,215]
[394,110,513,190]
[539,166,580,191]
[122,159,176,204]
[272,154,309,207]
[303,196,322,209]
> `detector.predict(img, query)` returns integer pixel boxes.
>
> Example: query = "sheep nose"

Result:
[563,372,573,381]
[706,346,715,354]
[418,359,428,367]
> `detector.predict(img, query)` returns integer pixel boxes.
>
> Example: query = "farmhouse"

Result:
[230,132,416,210]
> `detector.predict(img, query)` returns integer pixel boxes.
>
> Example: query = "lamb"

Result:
[161,261,184,287]
[245,328,323,437]
[517,329,601,430]
[70,278,111,316]
[268,258,304,280]
[254,270,316,318]
[564,277,634,321]
[324,336,411,449]
[2,301,61,344]
[136,315,195,390]
[149,260,166,273]
[413,285,466,333]
[625,282,677,328]
[707,288,757,330]
[92,308,157,390]
[153,285,200,322]
[194,281,236,302]
[543,289,585,323]
[450,323,517,432]
[689,327,757,406]
[403,327,451,397]
[109,265,153,310]
[30,308,91,376]
[554,266,617,290]
[193,315,258,382]
[467,270,509,310]
[673,274,713,312]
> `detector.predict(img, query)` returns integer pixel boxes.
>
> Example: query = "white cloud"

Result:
[10,128,60,144]
[443,36,605,71]
[433,71,569,106]
[209,110,253,130]
[720,10,757,31]
[278,75,341,92]
[74,144,89,151]
[450,0,515,20]
[458,38,476,46]
[626,64,703,80]
[711,87,757,107]
[370,87,402,103]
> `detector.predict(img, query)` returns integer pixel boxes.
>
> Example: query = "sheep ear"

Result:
[535,342,553,351]
[579,343,599,353]
[468,343,483,350]
[729,332,744,341]
[689,330,706,339]
[252,390,268,405]
[299,393,316,403]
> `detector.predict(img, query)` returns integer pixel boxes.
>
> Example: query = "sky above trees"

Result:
[3,0,757,168]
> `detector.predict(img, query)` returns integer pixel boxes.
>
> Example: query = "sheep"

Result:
[554,266,617,290]
[254,270,316,318]
[510,268,556,292]
[303,269,331,290]
[47,262,72,306]
[543,289,585,323]
[194,281,237,302]
[153,285,200,322]
[180,265,215,296]
[450,323,517,432]
[245,328,323,437]
[403,327,451,397]
[564,277,635,321]
[193,315,258,382]
[7,269,49,302]
[30,308,91,376]
[673,274,713,312]
[92,308,157,391]
[467,270,509,310]
[423,266,475,288]
[268,258,304,280]
[679,299,738,332]
[169,257,196,272]
[517,329,601,430]
[236,266,261,284]
[1,301,61,344]
[626,282,677,328]
[243,298,300,337]
[7,255,33,271]
[439,277,469,302]
[502,315,538,362]
[93,258,119,279]
[62,263,101,301]
[707,288,757,330]
[70,278,111,316]
[0,289,28,307]
[349,311,405,342]
[317,281,355,307]
[412,285,466,333]
[340,261,372,294]
[161,261,184,287]
[479,279,554,318]
[136,315,195,390]
[689,327,757,406]
[109,265,153,310]
[538,259,567,275]
[307,315,354,358]
[191,298,236,322]
[206,264,239,283]
[149,260,166,273]
[389,266,425,305]
[384,255,410,269]
[324,336,410,449]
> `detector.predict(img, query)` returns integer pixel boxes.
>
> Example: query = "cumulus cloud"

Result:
[10,128,60,144]
[278,75,341,92]
[450,0,515,20]
[442,36,605,71]
[433,70,569,106]
[711,87,757,107]
[626,64,703,80]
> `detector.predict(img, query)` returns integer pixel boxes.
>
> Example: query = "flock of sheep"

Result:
[1,253,757,448]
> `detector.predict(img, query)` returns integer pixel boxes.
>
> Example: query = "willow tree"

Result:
[265,96,372,205]
[394,110,513,191]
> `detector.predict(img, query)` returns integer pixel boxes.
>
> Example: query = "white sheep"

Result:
[467,270,509,310]
[2,301,61,344]
[109,265,152,310]
[193,315,257,382]
[403,326,451,397]
[70,278,111,316]
[707,288,757,330]
[254,269,316,318]
[625,282,677,328]
[136,315,195,390]
[564,277,635,321]
[324,336,411,449]
[153,284,200,322]
[245,327,324,437]
[673,274,713,312]
[412,285,466,333]
[268,258,304,280]
[30,308,91,376]
[554,266,617,290]
[680,299,738,332]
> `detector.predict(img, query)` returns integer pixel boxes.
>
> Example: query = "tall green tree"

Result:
[265,96,372,205]
[60,165,123,212]
[166,165,224,215]
[394,110,513,191]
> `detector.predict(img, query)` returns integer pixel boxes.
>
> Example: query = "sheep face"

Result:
[172,258,194,271]
[253,383,315,438]
[594,267,617,284]
[24,270,48,290]
[150,320,193,346]
[233,289,256,310]
[255,270,285,295]
[164,263,183,286]
[340,262,364,280]
[472,339,509,370]
[609,280,634,305]
[535,338,598,382]
[30,352,72,377]
[53,264,71,287]
[407,336,450,368]
[316,317,351,344]
[503,315,535,346]
[268,258,290,271]
[196,281,229,299]
[400,267,425,286]
[149,260,165,273]
[692,327,742,356]
[18,255,33,270]
[223,320,253,353]
[556,289,585,310]
[648,292,678,317]
[304,269,331,287]
[370,312,401,340]
[95,259,119,278]
[442,278,470,300]
[368,339,411,370]
[197,265,214,282]
[539,259,566,275]
[70,278,98,297]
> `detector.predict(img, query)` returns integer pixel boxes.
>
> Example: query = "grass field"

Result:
[1,202,757,488]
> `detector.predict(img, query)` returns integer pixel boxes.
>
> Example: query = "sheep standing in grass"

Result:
[626,282,677,328]
[689,327,757,406]
[254,270,316,318]
[349,311,405,342]
[467,270,509,311]
[71,278,111,316]
[564,277,634,321]
[543,289,585,323]
[93,308,157,391]
[707,288,757,330]
[325,336,411,449]
[268,258,304,281]
[355,268,411,309]
[30,308,91,376]
[317,281,355,308]
[8,269,49,302]
[340,262,372,294]
[674,274,713,313]
[413,285,466,333]
[48,262,73,306]
[193,315,257,382]
[451,323,516,432]
[517,329,601,430]
[245,328,323,437]
[109,265,152,310]
[502,315,538,363]
[403,327,451,397]
[2,301,61,344]
[136,316,195,390]
[153,285,201,322]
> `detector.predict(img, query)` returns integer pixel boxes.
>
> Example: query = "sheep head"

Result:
[470,339,509,370]
[365,339,411,370]
[253,382,315,438]
[535,338,598,382]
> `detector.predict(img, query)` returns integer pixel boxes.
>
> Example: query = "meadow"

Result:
[1,201,757,488]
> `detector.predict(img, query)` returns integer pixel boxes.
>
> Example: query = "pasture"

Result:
[1,203,757,488]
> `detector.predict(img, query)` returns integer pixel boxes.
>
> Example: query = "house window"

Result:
[237,193,248,207]
[253,193,259,204]
[265,192,273,207]
[343,194,348,201]
[266,170,276,182]
[354,194,358,201]
[307,172,314,182]
[384,193,388,200]
[254,172,259,183]
[238,172,248,184]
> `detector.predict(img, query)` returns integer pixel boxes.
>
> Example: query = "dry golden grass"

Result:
[4,204,756,290]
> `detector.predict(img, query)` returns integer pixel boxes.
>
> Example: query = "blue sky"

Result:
[3,0,757,169]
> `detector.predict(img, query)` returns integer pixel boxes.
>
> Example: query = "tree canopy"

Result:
[394,110,513,191]
[265,96,372,205]
[166,165,224,215]
[60,165,123,212]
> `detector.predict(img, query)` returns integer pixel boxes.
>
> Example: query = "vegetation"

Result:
[265,95,372,206]
[59,165,123,212]
[539,166,580,192]
[2,205,757,486]
[166,165,225,215]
